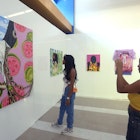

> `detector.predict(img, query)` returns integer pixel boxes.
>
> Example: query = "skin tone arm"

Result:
[66,68,76,106]
[115,59,140,93]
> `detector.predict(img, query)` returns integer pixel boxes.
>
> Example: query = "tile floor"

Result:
[17,97,129,140]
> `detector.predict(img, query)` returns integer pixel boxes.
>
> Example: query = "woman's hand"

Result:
[115,59,123,74]
[66,99,70,106]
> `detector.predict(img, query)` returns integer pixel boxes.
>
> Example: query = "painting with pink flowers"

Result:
[0,16,33,108]
[113,49,135,75]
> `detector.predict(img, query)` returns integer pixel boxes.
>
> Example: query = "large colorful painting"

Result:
[0,16,33,108]
[113,49,135,75]
[87,54,100,71]
[50,48,63,76]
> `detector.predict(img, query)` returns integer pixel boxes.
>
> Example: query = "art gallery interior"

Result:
[0,0,140,139]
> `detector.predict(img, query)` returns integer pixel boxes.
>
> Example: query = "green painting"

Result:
[50,48,63,76]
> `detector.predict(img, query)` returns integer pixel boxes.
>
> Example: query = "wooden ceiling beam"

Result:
[19,0,73,34]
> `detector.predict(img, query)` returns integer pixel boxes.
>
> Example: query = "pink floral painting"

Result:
[87,54,100,71]
[113,49,135,75]
[0,16,33,108]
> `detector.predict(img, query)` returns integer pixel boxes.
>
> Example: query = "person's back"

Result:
[51,54,77,134]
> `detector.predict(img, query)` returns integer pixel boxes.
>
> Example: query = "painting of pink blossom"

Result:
[113,49,135,75]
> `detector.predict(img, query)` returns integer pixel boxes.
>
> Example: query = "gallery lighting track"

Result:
[19,0,73,34]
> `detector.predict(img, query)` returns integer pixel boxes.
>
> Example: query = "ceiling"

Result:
[0,0,140,33]
[75,0,140,13]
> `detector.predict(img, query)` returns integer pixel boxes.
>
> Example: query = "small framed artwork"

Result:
[50,48,63,76]
[87,54,100,71]
[113,49,135,75]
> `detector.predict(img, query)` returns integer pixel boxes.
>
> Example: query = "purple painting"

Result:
[113,49,135,75]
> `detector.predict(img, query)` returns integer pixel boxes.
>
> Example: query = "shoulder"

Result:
[71,68,76,73]
[127,80,140,93]
[70,68,76,76]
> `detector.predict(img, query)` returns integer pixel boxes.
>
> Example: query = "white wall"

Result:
[0,2,140,140]
[65,33,140,100]
[0,11,68,140]
[68,4,140,100]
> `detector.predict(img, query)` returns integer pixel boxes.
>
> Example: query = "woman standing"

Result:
[115,58,140,140]
[52,54,77,134]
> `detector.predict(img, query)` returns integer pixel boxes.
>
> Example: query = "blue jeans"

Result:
[126,105,140,140]
[57,86,75,128]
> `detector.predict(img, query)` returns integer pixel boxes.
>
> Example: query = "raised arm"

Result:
[115,59,140,93]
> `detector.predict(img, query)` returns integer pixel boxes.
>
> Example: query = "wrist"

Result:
[66,97,70,100]
[118,71,123,76]
[117,69,123,75]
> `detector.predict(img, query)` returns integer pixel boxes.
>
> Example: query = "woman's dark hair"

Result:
[52,53,58,64]
[63,55,77,82]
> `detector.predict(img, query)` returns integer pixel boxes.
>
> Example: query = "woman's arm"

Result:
[117,78,140,93]
[115,59,140,93]
[66,68,76,105]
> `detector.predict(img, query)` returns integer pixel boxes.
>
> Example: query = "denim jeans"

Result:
[57,86,75,128]
[126,105,140,140]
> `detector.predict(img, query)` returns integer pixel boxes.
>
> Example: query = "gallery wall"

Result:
[0,1,140,140]
[68,4,140,100]
[0,11,68,139]
[65,33,139,100]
